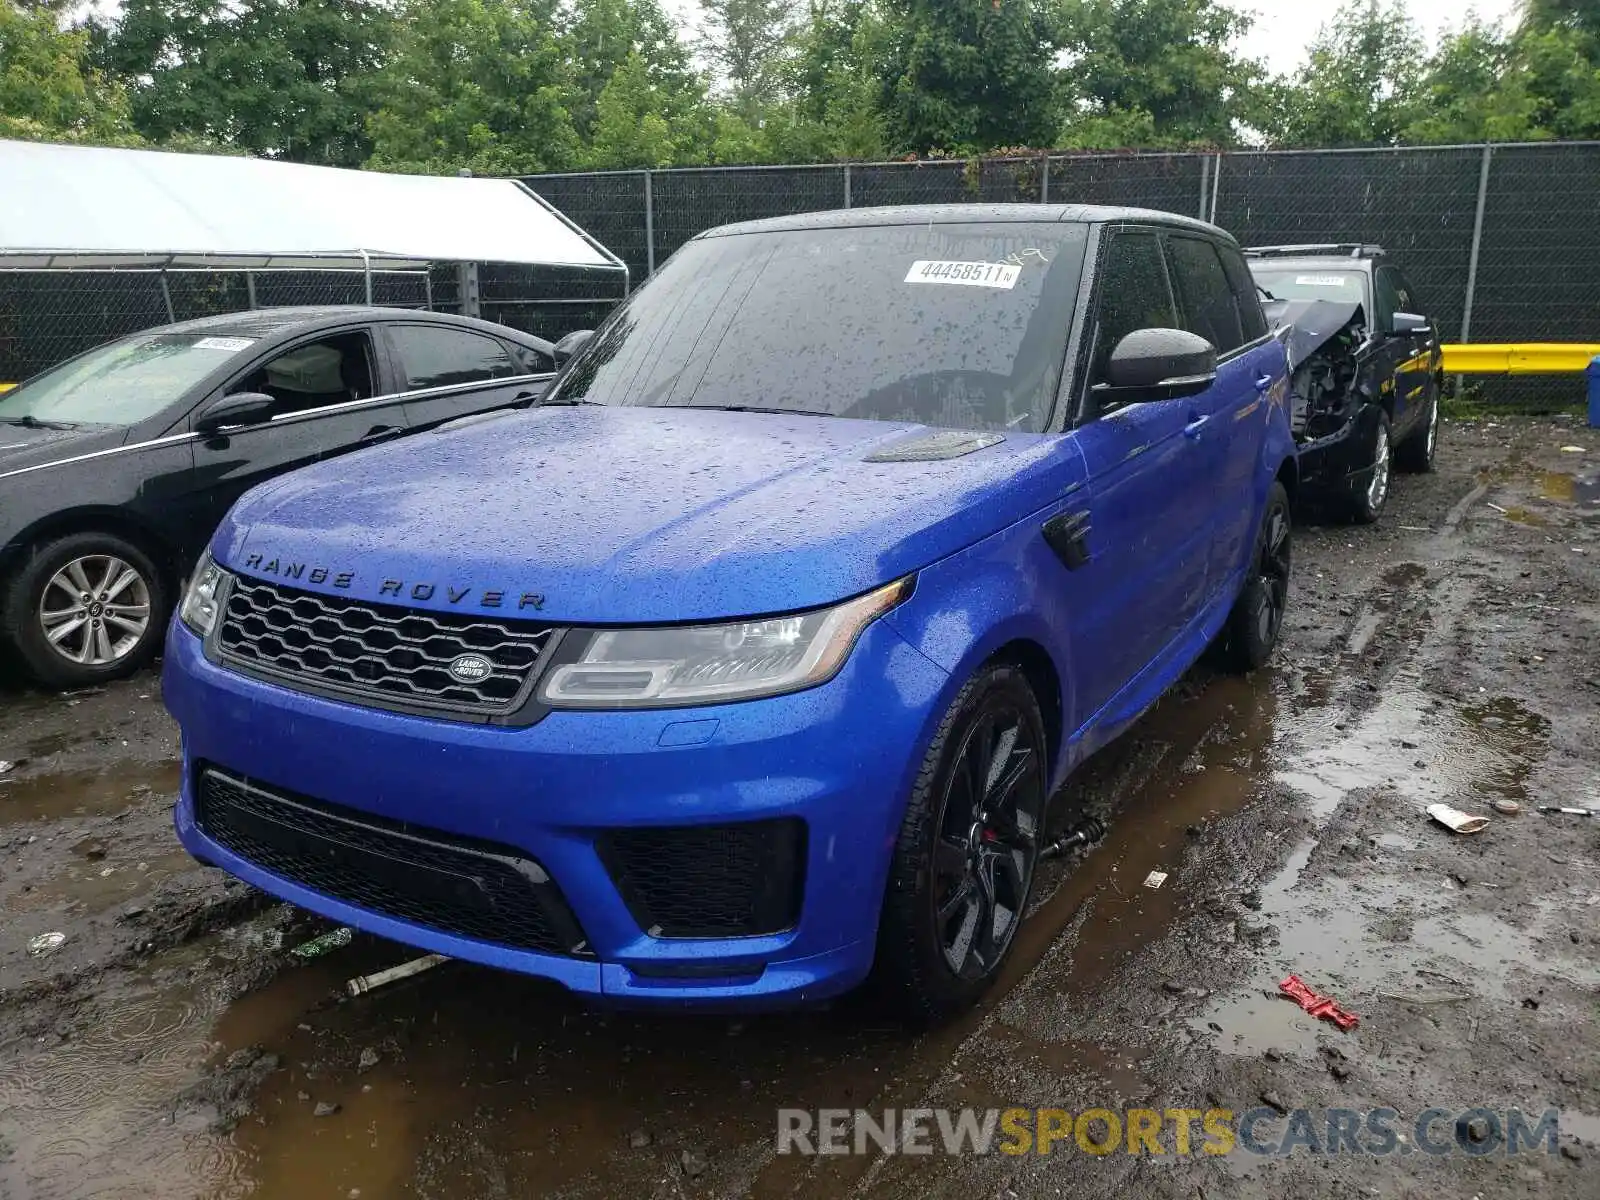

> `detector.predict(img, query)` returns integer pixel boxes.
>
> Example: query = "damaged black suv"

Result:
[1247,244,1442,523]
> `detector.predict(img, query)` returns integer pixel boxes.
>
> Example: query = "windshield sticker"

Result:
[906,260,1021,289]
[1294,275,1352,288]
[192,336,256,352]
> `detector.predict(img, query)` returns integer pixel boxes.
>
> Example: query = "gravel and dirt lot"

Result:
[2,414,1597,1200]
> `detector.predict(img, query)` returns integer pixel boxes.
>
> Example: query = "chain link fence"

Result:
[0,268,432,385]
[523,142,1600,409]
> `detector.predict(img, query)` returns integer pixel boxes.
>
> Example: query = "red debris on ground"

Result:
[1279,974,1360,1031]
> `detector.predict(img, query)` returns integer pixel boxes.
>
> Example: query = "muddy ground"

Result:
[2,415,1597,1200]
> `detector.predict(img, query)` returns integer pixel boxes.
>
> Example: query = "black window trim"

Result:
[1067,221,1182,428]
[1162,232,1253,363]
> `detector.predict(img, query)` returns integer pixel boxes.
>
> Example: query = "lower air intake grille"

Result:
[599,820,806,938]
[195,768,588,956]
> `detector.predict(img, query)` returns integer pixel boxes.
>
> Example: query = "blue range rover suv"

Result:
[164,205,1295,1019]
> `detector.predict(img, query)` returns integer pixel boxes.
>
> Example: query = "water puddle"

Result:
[0,762,178,828]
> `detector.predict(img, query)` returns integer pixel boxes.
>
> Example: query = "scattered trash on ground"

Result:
[26,932,66,957]
[1426,803,1490,834]
[1142,870,1168,890]
[1279,973,1360,1030]
[1492,798,1522,815]
[1537,805,1598,817]
[288,926,354,959]
[1379,989,1472,1005]
[0,760,14,776]
[347,953,448,997]
[1559,445,1585,453]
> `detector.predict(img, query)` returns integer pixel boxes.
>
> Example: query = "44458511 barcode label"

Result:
[904,260,1021,289]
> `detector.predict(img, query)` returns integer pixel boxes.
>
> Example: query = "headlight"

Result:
[179,553,228,637]
[539,577,913,709]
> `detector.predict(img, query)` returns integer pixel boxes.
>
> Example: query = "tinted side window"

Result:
[1167,237,1244,354]
[1088,231,1177,386]
[1374,269,1402,329]
[1218,244,1267,341]
[510,342,555,374]
[391,326,516,390]
[1389,269,1421,317]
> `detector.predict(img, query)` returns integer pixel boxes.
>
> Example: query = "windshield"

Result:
[552,222,1090,434]
[0,332,254,429]
[1250,268,1367,307]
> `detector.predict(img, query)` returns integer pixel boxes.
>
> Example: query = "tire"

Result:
[1215,480,1292,674]
[1,531,169,689]
[1395,393,1439,474]
[1345,409,1392,525]
[873,663,1049,1024]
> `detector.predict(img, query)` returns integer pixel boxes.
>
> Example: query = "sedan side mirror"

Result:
[552,329,594,367]
[1094,328,1218,406]
[196,391,277,434]
[1390,311,1429,336]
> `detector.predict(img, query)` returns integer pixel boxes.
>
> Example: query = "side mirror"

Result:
[196,391,276,433]
[1390,311,1429,336]
[1094,328,1218,405]
[552,330,594,367]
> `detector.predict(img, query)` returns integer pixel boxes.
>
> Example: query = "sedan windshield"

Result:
[552,222,1090,434]
[1251,268,1366,306]
[0,332,253,428]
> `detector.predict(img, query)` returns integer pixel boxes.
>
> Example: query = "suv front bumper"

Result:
[163,615,950,1008]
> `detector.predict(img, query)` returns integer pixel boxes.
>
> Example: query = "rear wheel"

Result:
[1216,481,1292,673]
[1395,393,1439,473]
[1345,410,1392,524]
[874,664,1047,1023]
[2,532,169,688]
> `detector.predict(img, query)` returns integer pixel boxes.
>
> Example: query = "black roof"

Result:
[157,306,553,348]
[698,204,1229,241]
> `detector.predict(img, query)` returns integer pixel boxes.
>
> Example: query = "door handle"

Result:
[1184,414,1210,439]
[1255,374,1273,391]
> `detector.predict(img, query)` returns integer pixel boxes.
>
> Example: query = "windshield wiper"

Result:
[695,404,838,417]
[537,396,605,406]
[1,415,76,431]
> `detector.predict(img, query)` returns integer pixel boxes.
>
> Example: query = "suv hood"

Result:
[217,405,1077,623]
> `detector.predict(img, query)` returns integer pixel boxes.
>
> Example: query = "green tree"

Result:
[1,0,139,144]
[585,48,716,165]
[94,0,393,165]
[1052,0,1265,148]
[1403,17,1540,143]
[365,0,580,175]
[696,0,797,121]
[878,0,1058,154]
[1265,0,1423,146]
[1514,0,1600,137]
[767,0,887,159]
[564,0,704,142]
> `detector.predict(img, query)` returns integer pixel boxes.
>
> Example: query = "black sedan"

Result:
[1,306,563,687]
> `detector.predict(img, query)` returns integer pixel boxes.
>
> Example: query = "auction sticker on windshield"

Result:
[1294,275,1352,288]
[193,336,256,352]
[905,261,1021,289]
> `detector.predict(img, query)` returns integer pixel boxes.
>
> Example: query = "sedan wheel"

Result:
[40,554,153,667]
[2,531,169,688]
[1348,411,1393,525]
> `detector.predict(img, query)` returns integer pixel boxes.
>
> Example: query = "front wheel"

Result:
[1345,409,1392,524]
[873,664,1048,1023]
[1215,480,1292,674]
[1,531,169,688]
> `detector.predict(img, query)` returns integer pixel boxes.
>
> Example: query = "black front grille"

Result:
[217,576,555,718]
[599,820,806,938]
[195,768,589,956]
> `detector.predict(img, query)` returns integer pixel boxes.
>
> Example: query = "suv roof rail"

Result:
[1243,243,1387,260]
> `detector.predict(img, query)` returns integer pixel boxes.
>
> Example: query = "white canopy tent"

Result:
[0,139,625,277]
